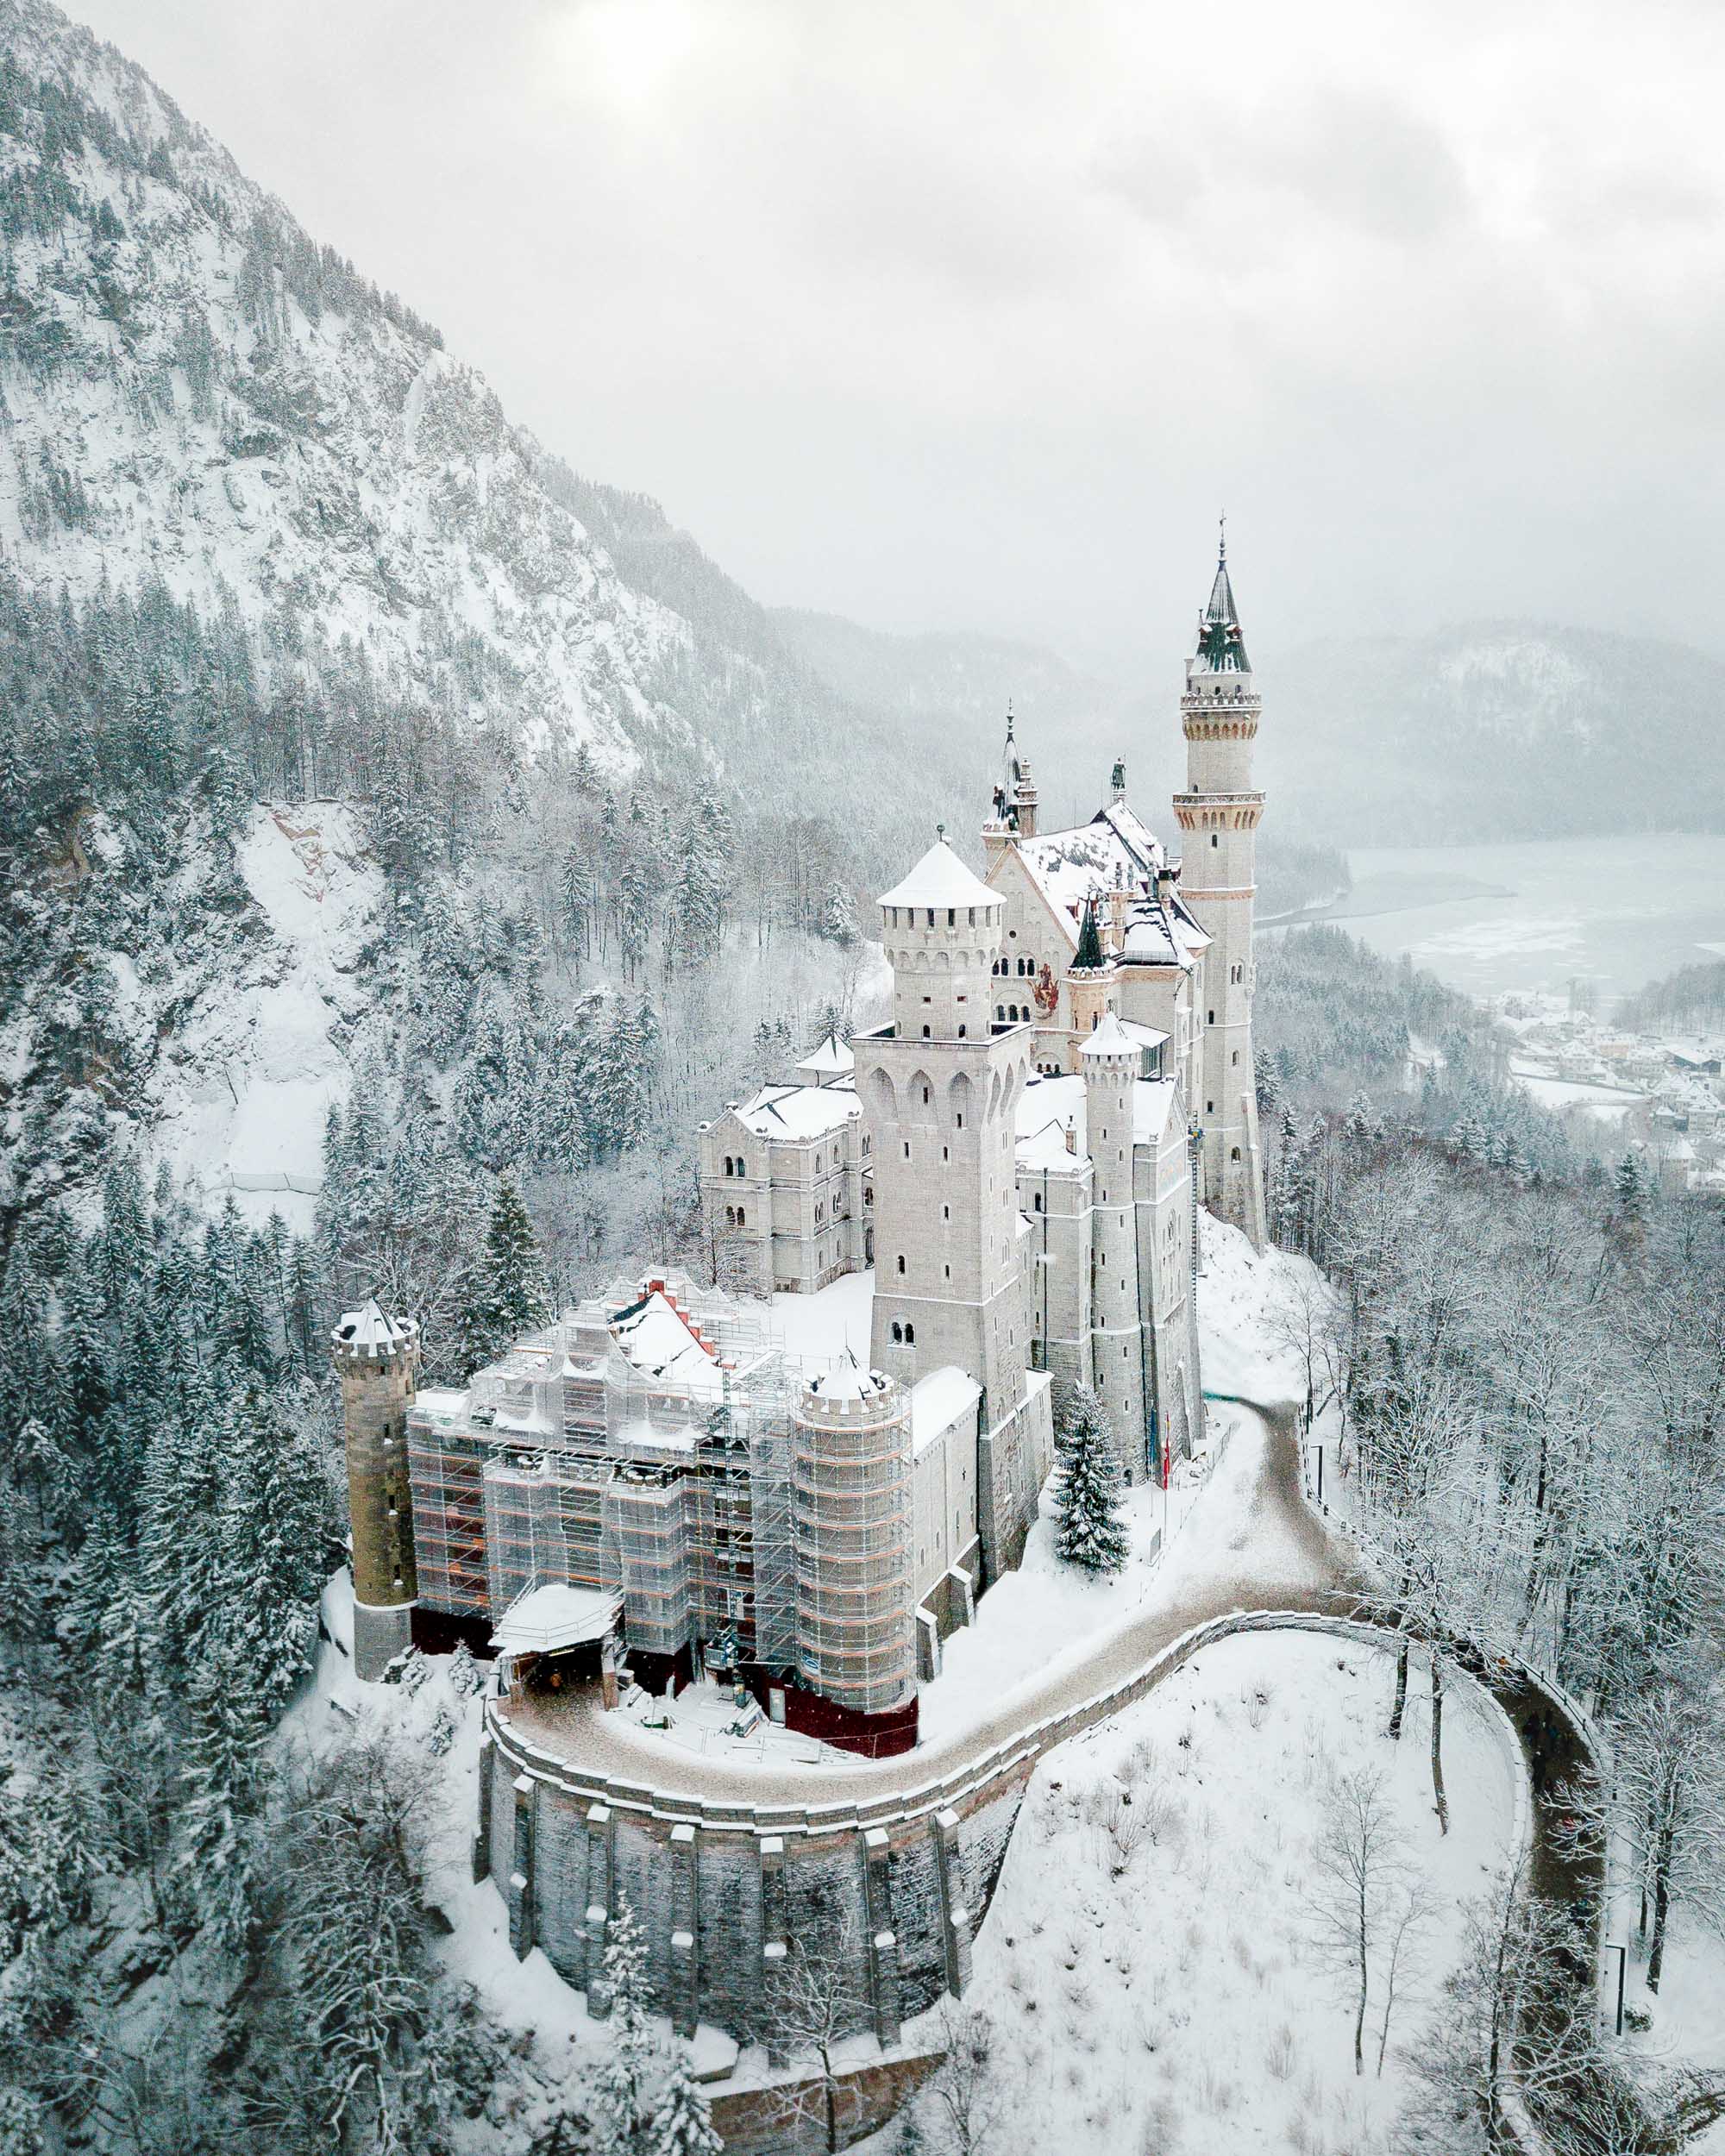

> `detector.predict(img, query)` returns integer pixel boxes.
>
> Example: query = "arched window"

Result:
[1231,1146,1242,1163]
[922,1025,931,1038]
[904,1323,916,1346]
[737,1207,746,1226]
[996,1005,1006,1021]
[896,1254,906,1275]
[1232,1050,1239,1066]
[958,1025,967,1037]
[1208,1010,1215,1025]
[1211,833,1219,849]
[891,1320,903,1343]
[724,1205,735,1226]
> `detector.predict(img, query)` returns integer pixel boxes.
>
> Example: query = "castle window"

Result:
[996,1005,1005,1021]
[969,907,976,925]
[958,1025,967,1037]
[724,1206,735,1226]
[896,1254,906,1274]
[1208,1011,1215,1025]
[922,1086,931,1105]
[956,1114,963,1130]
[944,1263,950,1279]
[891,1320,903,1343]
[904,1141,911,1159]
[1033,1193,1043,1213]
[923,1025,931,1038]
[943,1204,950,1220]
[904,1324,915,1345]
[926,908,936,927]
[948,908,956,926]
[1211,834,1219,848]
[1231,1146,1242,1162]
[1232,1050,1240,1066]
[943,1145,950,1162]
[737,1208,746,1226]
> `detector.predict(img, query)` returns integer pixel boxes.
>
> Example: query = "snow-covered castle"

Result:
[335,541,1268,1766]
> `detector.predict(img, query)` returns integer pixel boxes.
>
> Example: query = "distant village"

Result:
[1492,990,1725,1197]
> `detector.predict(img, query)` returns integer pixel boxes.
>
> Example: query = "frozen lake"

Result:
[1267,832,1725,1004]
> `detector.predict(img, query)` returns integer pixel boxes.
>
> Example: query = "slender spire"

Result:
[1194,522,1250,674]
[1074,896,1104,969]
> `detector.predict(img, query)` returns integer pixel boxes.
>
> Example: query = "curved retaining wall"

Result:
[474,1606,1514,2049]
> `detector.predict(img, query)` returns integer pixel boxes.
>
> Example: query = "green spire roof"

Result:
[1074,897,1104,969]
[1193,525,1251,674]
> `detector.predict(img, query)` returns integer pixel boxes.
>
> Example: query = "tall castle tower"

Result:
[1081,1012,1149,1476]
[332,1300,422,1679]
[1173,532,1268,1250]
[856,833,1037,1580]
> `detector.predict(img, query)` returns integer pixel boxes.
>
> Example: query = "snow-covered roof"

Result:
[1120,889,1209,968]
[1133,1078,1182,1144]
[729,1081,860,1142]
[795,1030,856,1084]
[1081,1012,1137,1060]
[1018,1119,1082,1172]
[806,1356,894,1405]
[492,1584,622,1658]
[912,1366,982,1455]
[1012,801,1167,937]
[331,1299,417,1356]
[610,1289,727,1397]
[879,835,998,912]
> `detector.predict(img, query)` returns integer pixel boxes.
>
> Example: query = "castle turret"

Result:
[983,710,1038,858]
[1081,1013,1149,1476]
[1172,530,1268,1249]
[332,1300,422,1679]
[792,1363,914,1715]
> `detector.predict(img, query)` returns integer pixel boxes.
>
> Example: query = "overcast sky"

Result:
[67,0,1725,672]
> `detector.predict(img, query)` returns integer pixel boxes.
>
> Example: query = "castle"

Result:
[334,541,1268,1776]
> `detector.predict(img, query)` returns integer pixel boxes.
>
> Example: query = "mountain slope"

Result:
[0,0,699,772]
[1263,622,1725,843]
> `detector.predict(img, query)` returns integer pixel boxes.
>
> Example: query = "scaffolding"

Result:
[791,1369,915,1713]
[404,1271,885,1703]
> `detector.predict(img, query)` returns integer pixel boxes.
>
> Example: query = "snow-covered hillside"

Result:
[0,0,696,770]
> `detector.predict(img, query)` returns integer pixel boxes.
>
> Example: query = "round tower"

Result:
[1081,1014,1148,1479]
[791,1364,914,1716]
[876,828,1003,1043]
[332,1300,422,1680]
[1171,528,1268,1250]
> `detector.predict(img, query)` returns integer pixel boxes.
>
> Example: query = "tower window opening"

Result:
[943,1204,950,1220]
[923,1025,931,1038]
[958,1024,967,1037]
[891,1321,903,1343]
[957,1113,963,1129]
[969,907,976,925]
[896,1254,906,1275]
[737,1208,746,1226]
[996,1005,1005,1021]
[926,907,935,927]
[904,1323,915,1345]
[1208,1011,1215,1025]
[943,1144,950,1162]
[904,1141,911,1158]
[948,908,956,926]
[1231,1146,1242,1162]
[1211,834,1219,848]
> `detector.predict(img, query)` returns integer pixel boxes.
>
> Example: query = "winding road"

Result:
[502,1400,1370,1806]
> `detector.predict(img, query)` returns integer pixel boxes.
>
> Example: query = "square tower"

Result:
[854,836,1039,1570]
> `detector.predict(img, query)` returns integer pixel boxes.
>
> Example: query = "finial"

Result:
[936,821,947,843]
[1218,511,1226,563]
[1005,699,1014,741]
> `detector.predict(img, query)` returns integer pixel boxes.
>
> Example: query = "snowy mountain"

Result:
[1263,622,1725,843]
[0,0,707,774]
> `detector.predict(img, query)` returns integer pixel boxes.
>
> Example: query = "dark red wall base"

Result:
[739,1664,919,1758]
[411,1604,496,1659]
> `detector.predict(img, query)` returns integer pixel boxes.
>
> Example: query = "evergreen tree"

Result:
[594,1898,663,2156]
[210,1380,328,1712]
[648,2052,721,2156]
[1052,1387,1130,1575]
[460,1176,549,1374]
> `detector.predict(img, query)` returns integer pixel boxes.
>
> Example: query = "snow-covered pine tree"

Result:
[593,1898,663,2156]
[210,1378,328,1712]
[1052,1386,1130,1575]
[648,2051,721,2156]
[460,1175,550,1375]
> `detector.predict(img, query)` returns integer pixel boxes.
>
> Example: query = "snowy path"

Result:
[504,1400,1366,1806]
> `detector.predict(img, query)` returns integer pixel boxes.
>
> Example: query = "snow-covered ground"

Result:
[1197,1212,1327,1410]
[142,803,381,1232]
[918,1628,1520,2156]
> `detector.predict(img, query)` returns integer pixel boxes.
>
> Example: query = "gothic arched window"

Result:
[904,1323,915,1346]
